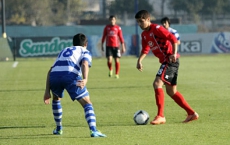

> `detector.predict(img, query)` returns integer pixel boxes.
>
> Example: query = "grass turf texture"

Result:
[0,54,230,145]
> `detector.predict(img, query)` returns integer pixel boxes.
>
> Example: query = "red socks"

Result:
[115,62,120,75]
[155,88,164,117]
[107,62,112,71]
[171,91,195,115]
[154,89,195,116]
[107,62,120,75]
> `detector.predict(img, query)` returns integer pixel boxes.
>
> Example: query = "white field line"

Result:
[12,61,18,68]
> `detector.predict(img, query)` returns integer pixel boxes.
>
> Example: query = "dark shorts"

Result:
[106,46,121,58]
[49,74,89,101]
[156,59,179,86]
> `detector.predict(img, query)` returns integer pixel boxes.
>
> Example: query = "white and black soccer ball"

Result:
[133,110,149,125]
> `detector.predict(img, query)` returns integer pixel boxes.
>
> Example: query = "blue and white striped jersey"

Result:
[50,46,92,77]
[168,27,180,41]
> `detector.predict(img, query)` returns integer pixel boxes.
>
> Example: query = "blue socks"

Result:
[52,100,62,131]
[84,104,97,131]
[52,101,97,132]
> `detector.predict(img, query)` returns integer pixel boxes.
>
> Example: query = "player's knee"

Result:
[166,90,173,97]
[53,94,61,101]
[115,57,119,61]
[78,96,92,107]
[153,79,163,89]
[166,89,177,97]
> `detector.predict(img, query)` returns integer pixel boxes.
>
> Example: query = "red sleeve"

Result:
[118,26,124,43]
[141,33,150,54]
[154,24,177,44]
[101,26,107,43]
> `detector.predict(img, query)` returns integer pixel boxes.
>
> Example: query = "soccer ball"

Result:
[133,110,149,125]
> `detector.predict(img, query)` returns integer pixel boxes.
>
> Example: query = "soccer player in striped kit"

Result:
[135,10,199,125]
[43,33,106,137]
[101,15,126,79]
[161,17,181,45]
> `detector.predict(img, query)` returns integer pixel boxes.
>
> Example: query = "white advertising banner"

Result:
[179,32,230,54]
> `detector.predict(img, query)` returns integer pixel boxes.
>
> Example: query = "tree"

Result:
[200,0,230,29]
[168,0,187,16]
[161,0,166,18]
[4,0,85,26]
[200,0,228,14]
[108,0,153,18]
[168,0,203,23]
[49,0,86,25]
[25,0,54,26]
[222,0,230,15]
[5,0,29,25]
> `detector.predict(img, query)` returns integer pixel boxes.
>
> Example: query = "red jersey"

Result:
[141,23,179,63]
[101,25,124,47]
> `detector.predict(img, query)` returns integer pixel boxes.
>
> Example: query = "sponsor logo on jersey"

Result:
[108,30,115,36]
[151,46,158,50]
[148,41,153,47]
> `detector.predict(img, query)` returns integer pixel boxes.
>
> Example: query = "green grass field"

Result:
[0,54,230,145]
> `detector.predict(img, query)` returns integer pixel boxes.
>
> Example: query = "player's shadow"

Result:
[0,134,88,140]
[0,89,43,92]
[89,85,148,90]
[0,125,46,130]
[0,86,148,92]
[0,126,91,139]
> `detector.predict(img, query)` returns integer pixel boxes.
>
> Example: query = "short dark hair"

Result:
[135,10,150,19]
[109,15,116,19]
[161,17,171,26]
[72,33,88,46]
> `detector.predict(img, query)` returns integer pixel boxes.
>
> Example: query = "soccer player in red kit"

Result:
[135,10,199,125]
[101,15,126,79]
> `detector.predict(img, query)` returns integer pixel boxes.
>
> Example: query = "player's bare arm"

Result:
[101,27,106,52]
[177,40,181,45]
[77,60,89,89]
[121,43,126,54]
[169,43,178,63]
[44,68,51,104]
[136,53,147,72]
[101,36,105,52]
